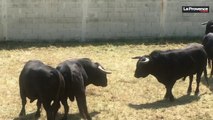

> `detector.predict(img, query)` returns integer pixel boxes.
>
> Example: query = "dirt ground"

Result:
[0,41,213,120]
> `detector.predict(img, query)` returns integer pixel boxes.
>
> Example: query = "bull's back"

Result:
[19,60,60,101]
[158,47,207,79]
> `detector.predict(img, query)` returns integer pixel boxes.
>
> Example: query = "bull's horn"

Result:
[98,66,112,74]
[201,21,208,25]
[141,57,150,63]
[132,56,142,59]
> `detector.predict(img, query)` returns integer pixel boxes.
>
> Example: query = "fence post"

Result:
[160,0,167,37]
[2,0,7,41]
[81,0,88,42]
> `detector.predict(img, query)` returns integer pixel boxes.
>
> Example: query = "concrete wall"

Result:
[0,0,4,40]
[0,0,212,41]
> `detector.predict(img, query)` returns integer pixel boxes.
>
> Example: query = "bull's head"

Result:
[132,56,151,78]
[201,20,213,34]
[88,62,111,87]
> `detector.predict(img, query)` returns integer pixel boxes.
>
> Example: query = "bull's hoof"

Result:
[61,116,67,120]
[35,112,40,118]
[86,117,92,120]
[195,91,200,96]
[164,94,169,99]
[169,98,175,102]
[169,96,175,102]
[19,111,26,116]
[164,97,169,101]
[187,91,191,95]
[19,113,23,116]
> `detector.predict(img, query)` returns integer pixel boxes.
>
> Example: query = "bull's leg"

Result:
[211,60,213,77]
[164,81,175,102]
[19,90,26,116]
[164,90,169,99]
[35,100,41,118]
[187,75,193,95]
[52,100,60,120]
[195,72,202,96]
[76,94,91,120]
[43,102,53,120]
[61,98,69,120]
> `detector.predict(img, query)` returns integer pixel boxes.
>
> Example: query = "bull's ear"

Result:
[140,57,150,63]
[132,56,142,59]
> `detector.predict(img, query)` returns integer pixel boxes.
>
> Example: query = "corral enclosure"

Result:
[0,41,213,120]
[0,0,213,41]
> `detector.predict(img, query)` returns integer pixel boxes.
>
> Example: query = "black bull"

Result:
[133,44,208,101]
[201,20,213,76]
[202,33,213,77]
[19,60,65,120]
[56,58,111,120]
[202,20,213,34]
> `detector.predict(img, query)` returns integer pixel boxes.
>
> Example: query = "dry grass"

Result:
[0,40,213,120]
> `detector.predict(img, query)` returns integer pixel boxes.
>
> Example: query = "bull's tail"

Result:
[208,58,212,68]
[49,69,65,119]
[51,69,65,105]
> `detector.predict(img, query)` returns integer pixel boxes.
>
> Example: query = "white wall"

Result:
[0,0,212,41]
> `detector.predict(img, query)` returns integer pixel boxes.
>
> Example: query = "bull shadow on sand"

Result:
[201,76,213,93]
[13,111,100,120]
[128,94,201,110]
[13,112,36,120]
[129,76,212,110]
[56,111,100,120]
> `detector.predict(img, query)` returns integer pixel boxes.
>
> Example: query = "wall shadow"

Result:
[0,38,201,50]
[128,95,200,110]
[13,111,100,120]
